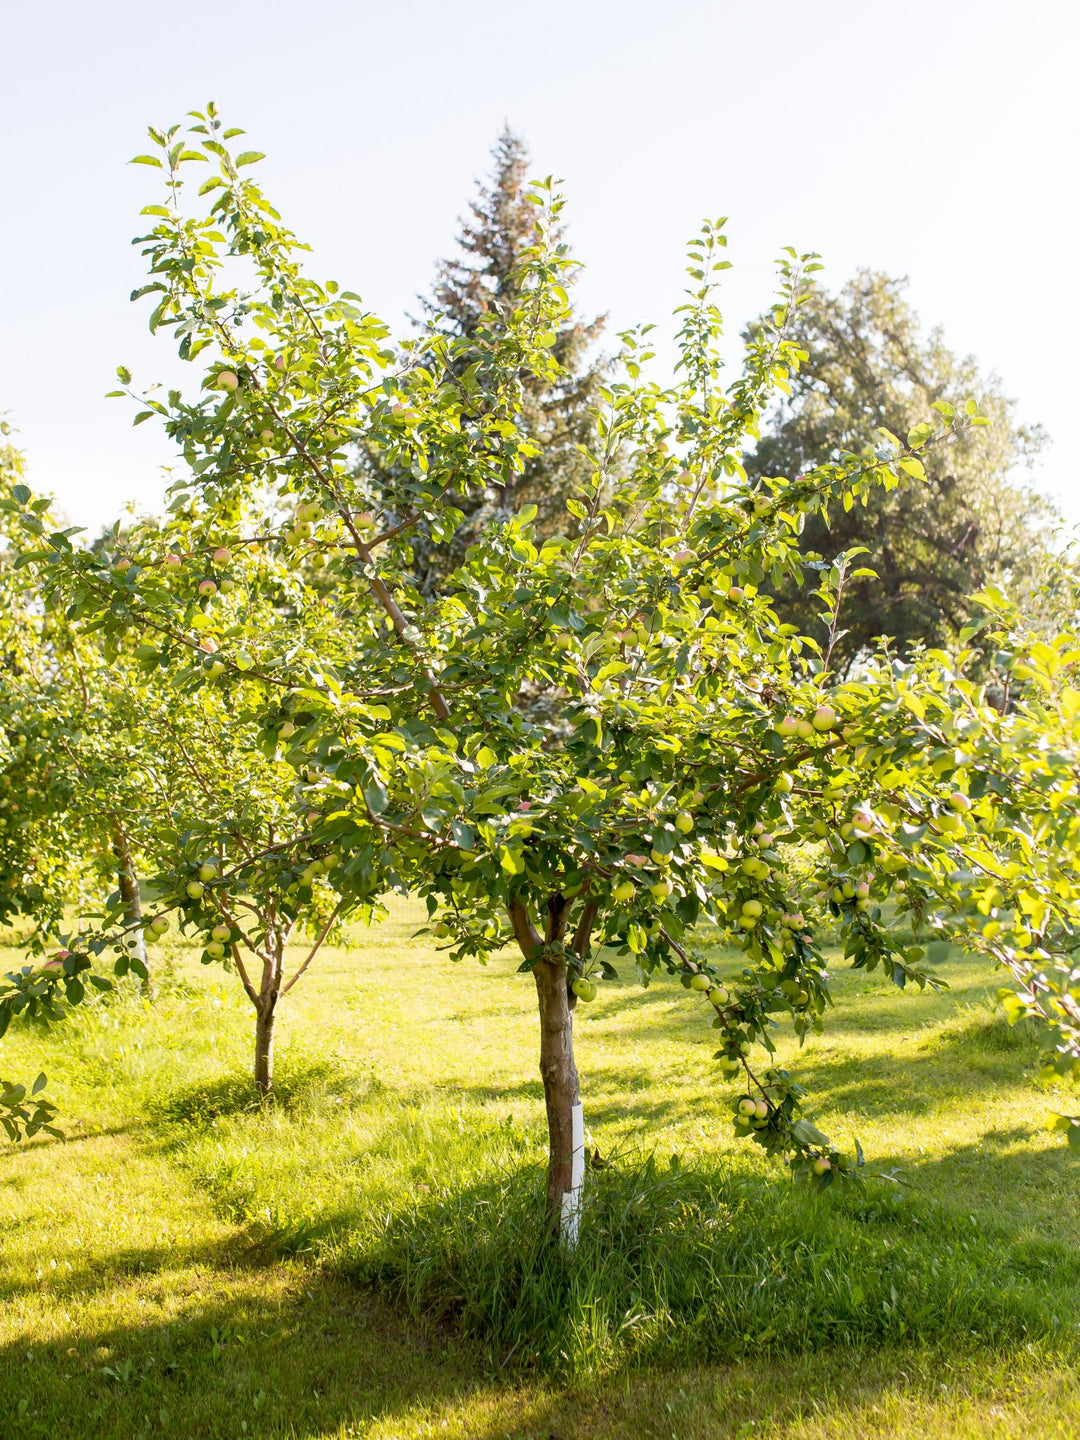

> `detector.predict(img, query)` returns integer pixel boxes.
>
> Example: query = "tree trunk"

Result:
[533,958,584,1242]
[112,830,150,996]
[254,999,276,1097]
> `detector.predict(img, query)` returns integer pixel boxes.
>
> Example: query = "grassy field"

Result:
[2,897,1079,1439]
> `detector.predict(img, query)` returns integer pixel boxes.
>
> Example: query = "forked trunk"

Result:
[533,958,584,1241]
[254,999,276,1096]
[113,830,150,996]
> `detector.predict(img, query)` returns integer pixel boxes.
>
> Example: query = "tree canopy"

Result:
[747,270,1052,670]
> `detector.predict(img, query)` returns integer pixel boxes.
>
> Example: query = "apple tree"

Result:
[13,107,1080,1218]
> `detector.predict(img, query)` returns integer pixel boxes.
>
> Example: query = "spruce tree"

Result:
[373,128,608,591]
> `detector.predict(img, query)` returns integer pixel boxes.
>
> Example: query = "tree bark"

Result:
[533,958,582,1237]
[254,998,276,1097]
[112,829,150,996]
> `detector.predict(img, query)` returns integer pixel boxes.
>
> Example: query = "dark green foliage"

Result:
[748,271,1052,669]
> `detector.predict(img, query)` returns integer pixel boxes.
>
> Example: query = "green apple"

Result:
[211,924,231,943]
[811,1156,831,1176]
[674,810,694,835]
[754,1099,769,1120]
[690,973,711,992]
[206,941,225,959]
[708,986,730,1007]
[572,978,597,1001]
[150,915,169,936]
[776,715,798,737]
[279,721,296,739]
[198,862,217,883]
[186,881,205,900]
[258,428,274,444]
[216,370,240,392]
[737,1098,757,1117]
[740,899,763,918]
[811,705,837,732]
[948,791,972,813]
[613,879,636,905]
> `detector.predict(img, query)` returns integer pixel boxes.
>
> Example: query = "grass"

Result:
[1,896,1079,1437]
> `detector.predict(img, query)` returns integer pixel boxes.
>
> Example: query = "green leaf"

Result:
[234,151,266,167]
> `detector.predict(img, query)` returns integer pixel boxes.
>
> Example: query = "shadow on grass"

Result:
[4,1177,1078,1440]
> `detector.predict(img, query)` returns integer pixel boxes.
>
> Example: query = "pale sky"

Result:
[2,0,1077,530]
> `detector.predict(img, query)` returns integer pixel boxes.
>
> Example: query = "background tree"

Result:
[746,270,1052,670]
[10,108,1080,1220]
[360,127,609,592]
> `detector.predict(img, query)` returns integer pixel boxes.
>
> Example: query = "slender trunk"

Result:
[112,829,150,996]
[533,959,584,1241]
[254,998,276,1096]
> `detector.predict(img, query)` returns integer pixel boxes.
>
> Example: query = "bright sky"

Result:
[2,0,1076,531]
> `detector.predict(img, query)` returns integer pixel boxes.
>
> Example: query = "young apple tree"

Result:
[14,108,1080,1212]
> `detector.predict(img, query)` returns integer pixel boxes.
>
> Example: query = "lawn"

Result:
[1,897,1079,1439]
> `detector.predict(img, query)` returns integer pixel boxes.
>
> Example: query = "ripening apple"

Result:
[259,428,274,444]
[709,985,730,1007]
[216,370,240,392]
[754,1099,769,1120]
[949,791,972,812]
[737,1098,757,1117]
[811,1156,831,1175]
[727,586,744,601]
[675,810,694,835]
[613,879,636,905]
[198,579,217,597]
[186,881,205,900]
[741,899,763,918]
[626,853,648,868]
[212,547,232,566]
[206,941,225,959]
[649,878,673,901]
[690,973,711,992]
[198,862,217,883]
[211,924,231,943]
[164,553,182,569]
[795,719,813,739]
[278,721,297,739]
[811,705,837,732]
[738,913,758,930]
[113,557,132,574]
[776,715,798,737]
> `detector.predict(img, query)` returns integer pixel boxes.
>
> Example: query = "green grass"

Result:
[2,897,1079,1438]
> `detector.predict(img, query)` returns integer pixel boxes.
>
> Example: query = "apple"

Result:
[690,973,711,992]
[775,772,794,795]
[212,547,232,566]
[708,986,730,1007]
[216,370,240,392]
[811,705,837,732]
[206,941,225,959]
[841,880,855,900]
[737,1098,757,1117]
[613,879,636,905]
[198,579,218,597]
[112,558,132,574]
[795,719,813,739]
[776,715,798,738]
[205,659,225,679]
[675,810,694,835]
[855,881,870,899]
[164,553,182,569]
[150,916,169,936]
[258,428,275,444]
[626,853,648,868]
[727,586,744,601]
[211,924,231,943]
[572,978,597,1002]
[754,1099,769,1120]
[738,913,758,930]
[186,881,205,900]
[198,862,217,883]
[649,878,673,901]
[948,791,972,812]
[279,721,297,739]
[741,899,763,918]
[650,849,669,867]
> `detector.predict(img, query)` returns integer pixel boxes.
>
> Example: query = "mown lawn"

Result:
[1,896,1079,1439]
